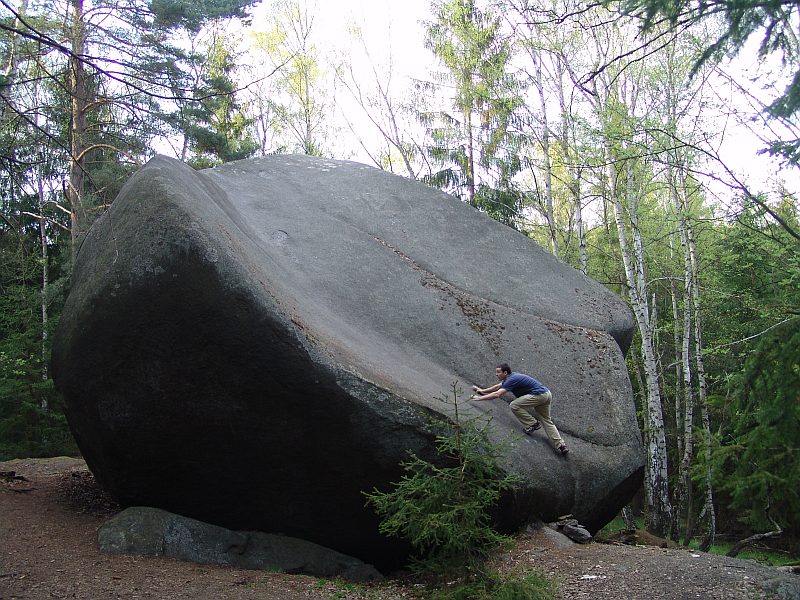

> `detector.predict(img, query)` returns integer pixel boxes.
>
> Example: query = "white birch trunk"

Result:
[533,52,557,256]
[575,174,586,274]
[32,78,49,407]
[607,144,673,535]
[465,108,476,207]
[674,175,695,542]
[680,168,717,549]
[668,242,683,457]
[557,57,586,273]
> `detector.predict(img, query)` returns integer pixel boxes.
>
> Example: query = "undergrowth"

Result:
[424,569,555,600]
[364,382,557,598]
[599,516,800,567]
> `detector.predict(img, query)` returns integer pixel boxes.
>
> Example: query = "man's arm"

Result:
[471,386,507,401]
[472,382,502,395]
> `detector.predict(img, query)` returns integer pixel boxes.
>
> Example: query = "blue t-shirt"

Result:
[502,372,549,397]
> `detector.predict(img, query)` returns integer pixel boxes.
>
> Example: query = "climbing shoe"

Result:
[558,444,569,456]
[523,422,542,435]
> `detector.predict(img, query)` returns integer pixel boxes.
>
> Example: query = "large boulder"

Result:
[52,154,643,569]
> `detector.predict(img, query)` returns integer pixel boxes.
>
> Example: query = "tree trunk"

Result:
[727,528,782,558]
[465,108,476,207]
[574,172,586,273]
[37,178,49,405]
[607,144,673,536]
[2,0,29,80]
[670,162,695,543]
[622,505,637,530]
[533,53,557,256]
[557,56,585,272]
[668,237,683,457]
[681,167,716,551]
[67,0,88,255]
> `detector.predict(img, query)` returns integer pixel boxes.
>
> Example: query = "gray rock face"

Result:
[52,154,643,568]
[98,507,382,581]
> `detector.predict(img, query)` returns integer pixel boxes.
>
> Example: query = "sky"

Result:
[245,0,797,198]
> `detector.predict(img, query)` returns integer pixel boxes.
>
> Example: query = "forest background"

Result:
[1,0,798,555]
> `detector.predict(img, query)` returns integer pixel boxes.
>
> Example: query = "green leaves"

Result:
[364,383,518,576]
[0,378,77,461]
[422,0,523,208]
[149,0,258,32]
[0,278,75,461]
[167,29,258,168]
[710,319,800,538]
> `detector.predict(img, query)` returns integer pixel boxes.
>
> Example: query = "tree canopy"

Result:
[615,0,800,162]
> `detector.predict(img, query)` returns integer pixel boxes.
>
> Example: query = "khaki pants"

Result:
[510,391,564,448]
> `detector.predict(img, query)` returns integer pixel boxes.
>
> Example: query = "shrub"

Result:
[364,382,519,577]
[426,569,556,600]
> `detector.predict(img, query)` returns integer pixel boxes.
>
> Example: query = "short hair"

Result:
[496,363,511,374]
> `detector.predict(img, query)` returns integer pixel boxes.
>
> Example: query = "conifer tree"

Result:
[422,0,523,224]
[168,26,258,168]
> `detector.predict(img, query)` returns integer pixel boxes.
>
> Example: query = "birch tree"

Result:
[250,0,333,156]
[649,31,718,545]
[334,27,424,179]
[504,0,596,267]
[580,15,674,535]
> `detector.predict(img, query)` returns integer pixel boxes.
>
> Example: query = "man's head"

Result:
[495,363,511,381]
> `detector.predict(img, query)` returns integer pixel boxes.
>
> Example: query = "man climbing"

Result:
[471,363,569,456]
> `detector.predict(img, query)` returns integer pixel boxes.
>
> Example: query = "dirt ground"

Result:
[1,457,798,600]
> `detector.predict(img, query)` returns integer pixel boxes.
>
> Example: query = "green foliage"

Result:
[703,195,800,378]
[477,184,523,229]
[684,195,800,543]
[422,0,523,211]
[618,0,800,109]
[324,578,378,599]
[718,196,798,306]
[168,30,258,168]
[597,515,646,537]
[0,214,76,460]
[150,0,258,32]
[0,376,77,460]
[251,0,332,157]
[0,290,77,460]
[615,0,800,163]
[687,539,800,567]
[425,568,556,600]
[364,383,519,577]
[709,319,800,539]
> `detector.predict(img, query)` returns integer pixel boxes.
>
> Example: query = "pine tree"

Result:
[169,26,258,168]
[422,0,523,223]
[713,320,800,539]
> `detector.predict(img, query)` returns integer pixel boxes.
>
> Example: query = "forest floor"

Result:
[1,457,798,600]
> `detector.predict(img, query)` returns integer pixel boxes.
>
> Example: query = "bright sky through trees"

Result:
[244,0,796,196]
